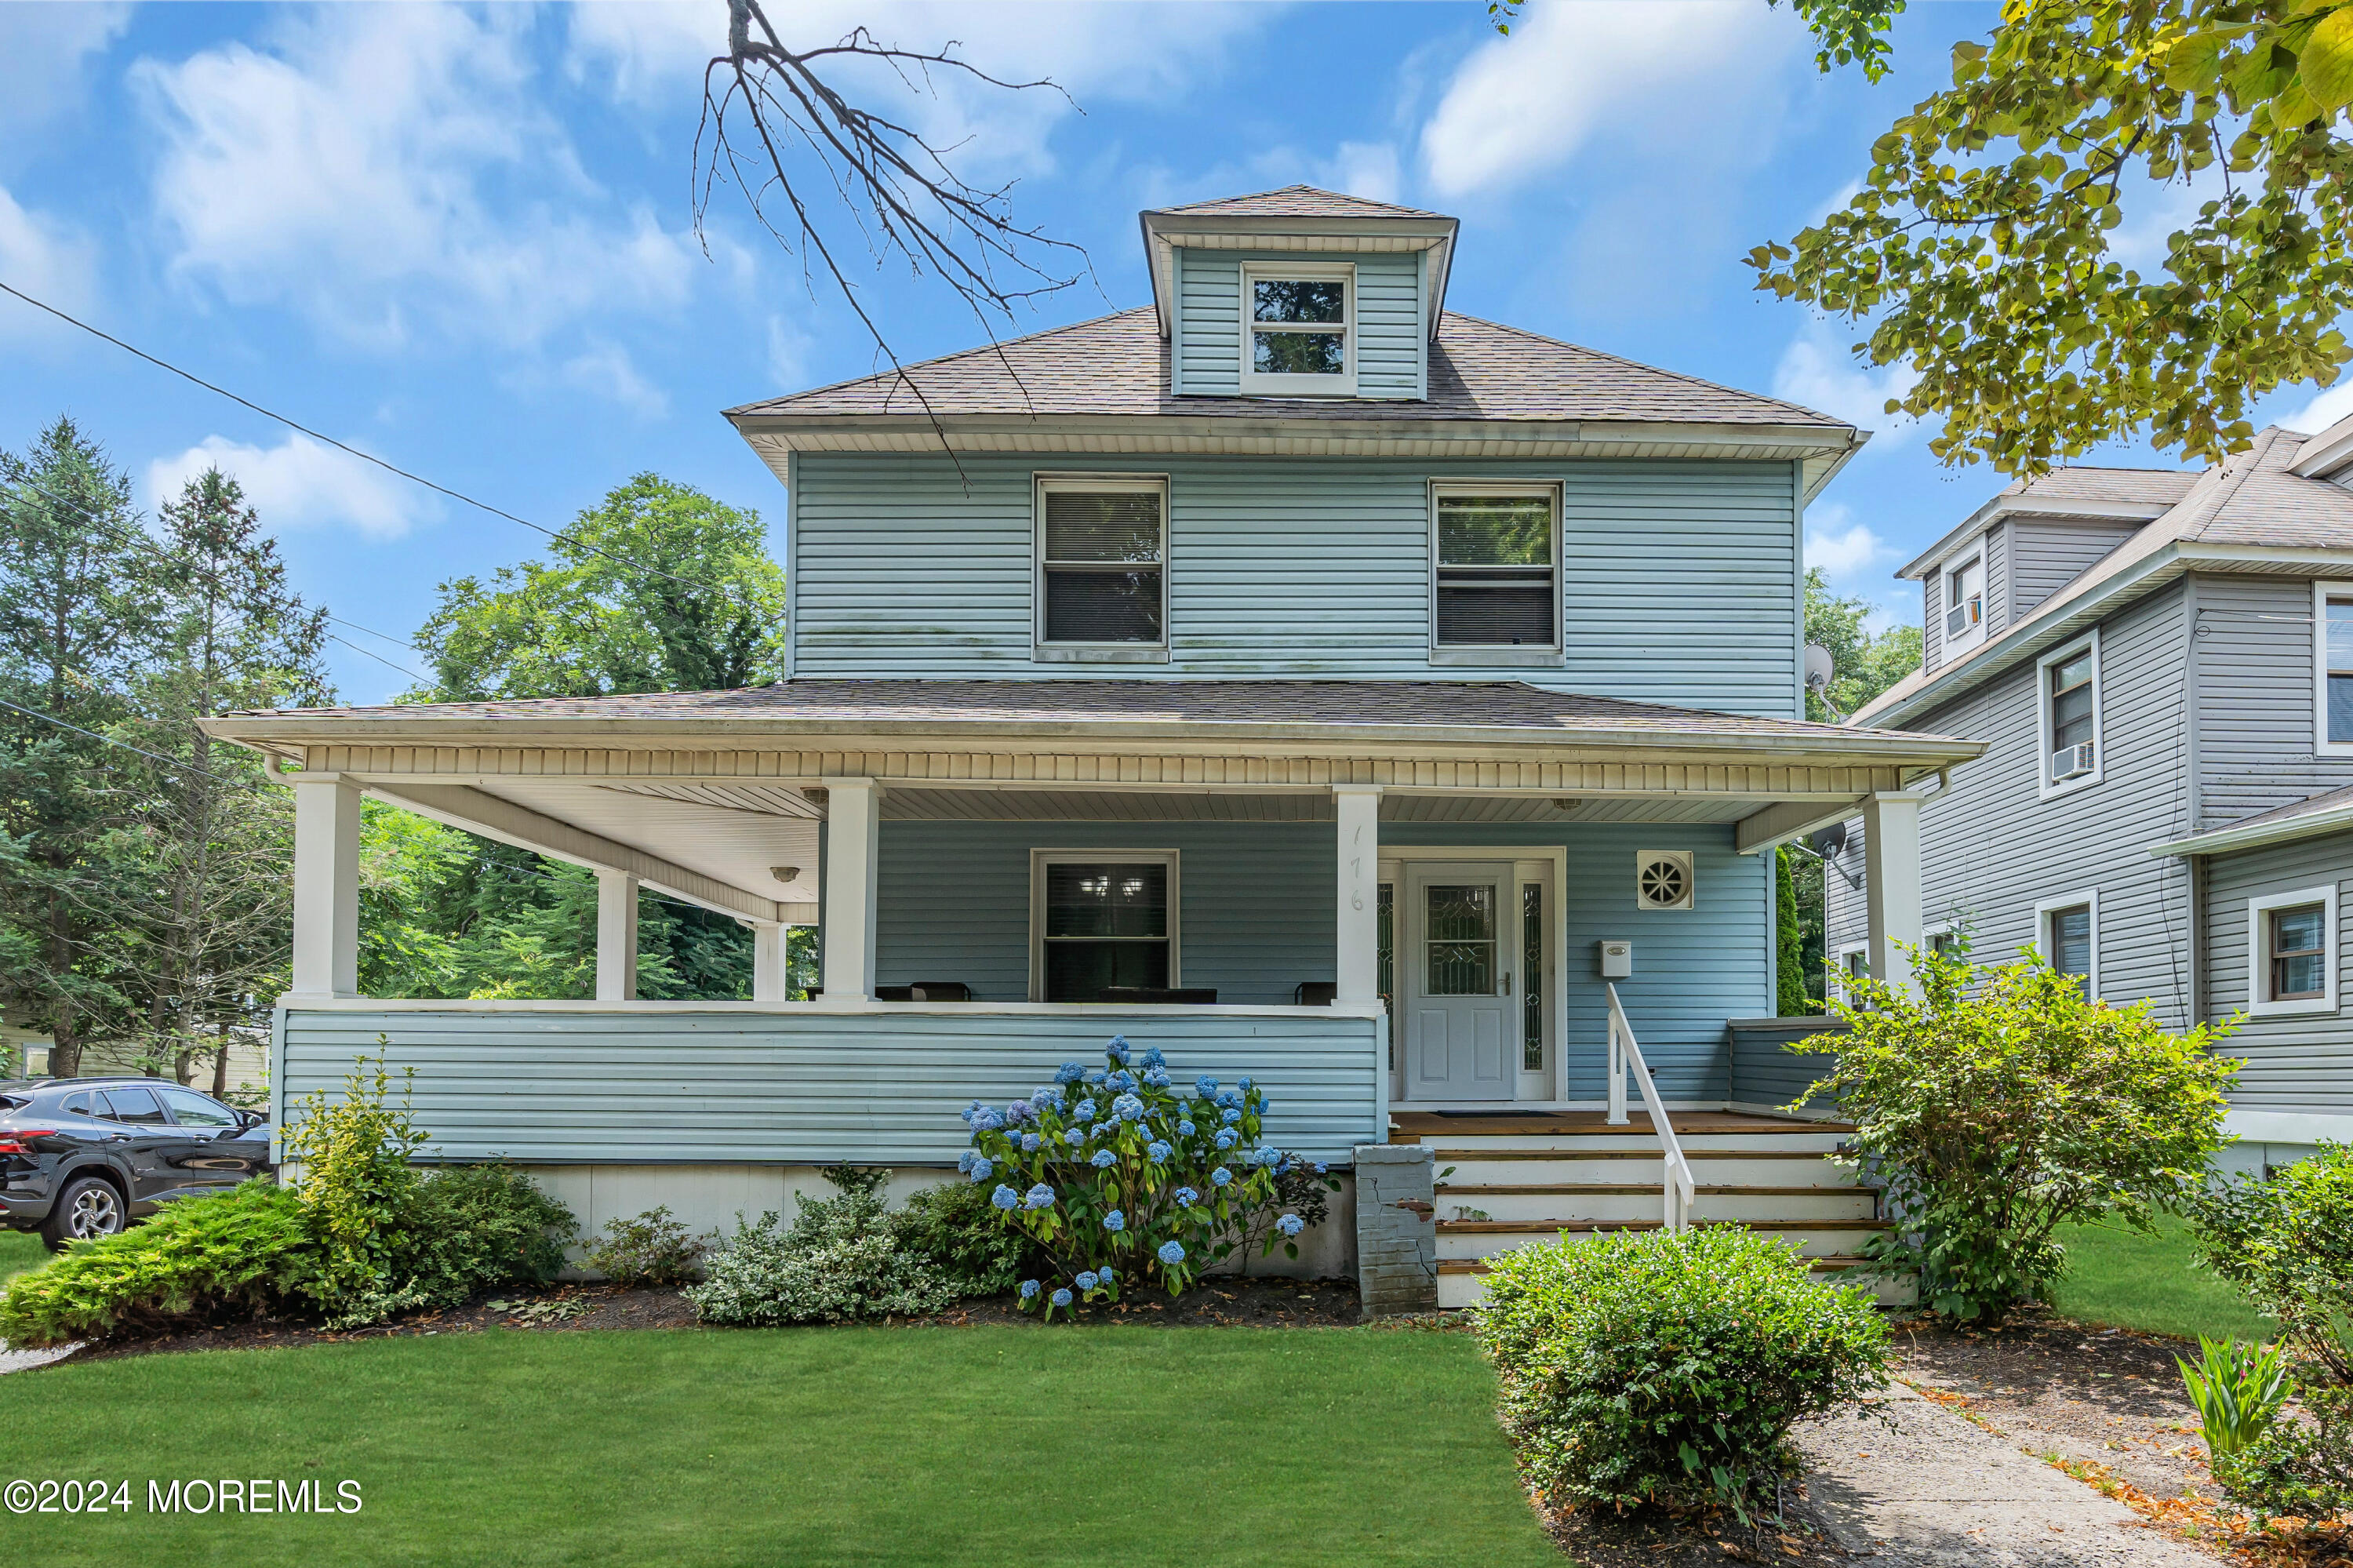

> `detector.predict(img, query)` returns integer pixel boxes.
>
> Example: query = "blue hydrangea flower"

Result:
[1112,1093,1144,1122]
[1107,1035,1133,1065]
[961,1098,984,1125]
[1024,1183,1056,1210]
[1215,1129,1238,1150]
[1141,1046,1166,1069]
[1090,1148,1117,1169]
[1211,1168,1233,1188]
[1020,1133,1042,1153]
[1006,1099,1035,1126]
[967,1155,995,1183]
[1173,1186,1200,1206]
[1238,1076,1255,1092]
[1177,1119,1195,1136]
[1158,1239,1186,1265]
[1146,1140,1171,1163]
[1020,1279,1042,1299]
[1195,1075,1220,1098]
[1313,1161,1329,1175]
[1075,1271,1099,1291]
[1051,1288,1072,1308]
[991,1184,1020,1211]
[957,1149,980,1175]
[1071,1097,1097,1122]
[1102,1210,1126,1232]
[1033,1084,1065,1110]
[1054,1061,1087,1086]
[1220,1108,1242,1126]
[1141,1064,1172,1089]
[1098,1266,1116,1283]
[1255,1147,1280,1167]
[1085,1068,1108,1089]
[1107,1069,1137,1093]
[1277,1213,1305,1236]
[1215,1088,1245,1111]
[969,1105,1006,1133]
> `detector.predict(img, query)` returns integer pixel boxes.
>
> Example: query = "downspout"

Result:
[2182,575,2204,1031]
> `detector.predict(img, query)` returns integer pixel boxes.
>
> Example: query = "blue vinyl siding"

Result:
[791,453,1802,715]
[1173,249,1421,398]
[876,820,1336,1006]
[278,1006,1381,1165]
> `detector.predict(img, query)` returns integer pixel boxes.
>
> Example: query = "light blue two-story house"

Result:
[209,188,1973,1301]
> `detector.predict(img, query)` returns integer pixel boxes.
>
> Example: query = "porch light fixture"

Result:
[769,866,801,884]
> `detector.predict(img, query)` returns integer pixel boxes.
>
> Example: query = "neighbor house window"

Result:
[2320,585,2353,748]
[1944,554,1985,646]
[1832,944,1867,1002]
[2039,632,2101,793]
[2251,886,2337,1017]
[1035,478,1166,653]
[2039,896,2097,996]
[1030,851,1178,1003]
[1432,486,1560,650]
[1238,263,1354,395]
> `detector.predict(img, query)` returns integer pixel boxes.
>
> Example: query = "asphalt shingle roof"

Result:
[1150,184,1449,220]
[727,308,1845,430]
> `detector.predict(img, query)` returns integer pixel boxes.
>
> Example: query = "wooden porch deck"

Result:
[1387,1109,1853,1143]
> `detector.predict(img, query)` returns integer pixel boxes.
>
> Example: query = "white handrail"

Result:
[1606,983,1695,1232]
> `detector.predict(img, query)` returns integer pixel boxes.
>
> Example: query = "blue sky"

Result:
[3,0,2340,704]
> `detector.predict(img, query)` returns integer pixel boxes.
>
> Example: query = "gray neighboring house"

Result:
[1827,415,2353,1174]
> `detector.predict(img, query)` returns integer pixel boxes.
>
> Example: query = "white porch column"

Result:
[1333,785,1383,1003]
[595,868,640,1002]
[751,921,789,1002]
[1862,791,1926,996]
[289,775,361,997]
[822,779,881,1002]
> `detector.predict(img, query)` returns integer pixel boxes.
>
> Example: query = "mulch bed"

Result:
[42,1275,1366,1367]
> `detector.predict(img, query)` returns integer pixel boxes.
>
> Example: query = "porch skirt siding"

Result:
[276,1006,1383,1166]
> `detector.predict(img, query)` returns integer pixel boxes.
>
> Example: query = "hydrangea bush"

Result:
[959,1036,1335,1319]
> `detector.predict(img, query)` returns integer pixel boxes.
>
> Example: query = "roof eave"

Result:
[1894,492,2179,581]
[1137,210,1461,343]
[2151,801,2353,858]
[726,409,1853,451]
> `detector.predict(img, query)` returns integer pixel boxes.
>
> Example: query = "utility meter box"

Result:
[1597,939,1633,979]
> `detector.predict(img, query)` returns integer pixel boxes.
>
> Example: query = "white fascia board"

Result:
[2291,412,2353,479]
[2150,799,2353,859]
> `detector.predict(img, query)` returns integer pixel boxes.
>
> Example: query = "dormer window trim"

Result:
[1940,546,1988,654]
[1238,260,1357,398]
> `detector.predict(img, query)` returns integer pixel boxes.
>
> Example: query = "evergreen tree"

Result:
[1775,847,1809,1017]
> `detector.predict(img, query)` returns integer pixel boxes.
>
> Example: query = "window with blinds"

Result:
[1036,480,1166,647]
[1434,489,1558,649]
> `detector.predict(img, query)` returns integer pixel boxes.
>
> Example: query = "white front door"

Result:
[1402,862,1515,1100]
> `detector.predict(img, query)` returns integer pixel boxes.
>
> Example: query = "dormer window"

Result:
[1942,553,1985,649]
[1239,262,1355,396]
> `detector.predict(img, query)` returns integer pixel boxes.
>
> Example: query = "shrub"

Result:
[687,1167,962,1326]
[958,1035,1325,1317]
[400,1162,576,1307]
[1476,1227,1889,1518]
[0,1181,315,1348]
[1817,938,2238,1322]
[2189,1144,2353,1519]
[585,1206,707,1288]
[893,1181,1028,1297]
[281,1053,433,1322]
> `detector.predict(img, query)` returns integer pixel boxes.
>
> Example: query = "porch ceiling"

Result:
[878,787,1763,824]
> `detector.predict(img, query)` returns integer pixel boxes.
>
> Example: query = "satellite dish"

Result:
[1802,643,1837,692]
[1808,822,1848,858]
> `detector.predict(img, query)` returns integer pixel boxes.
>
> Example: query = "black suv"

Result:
[0,1078,273,1250]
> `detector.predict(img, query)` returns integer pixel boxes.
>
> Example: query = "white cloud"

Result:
[1318,141,1402,206]
[0,185,96,340]
[562,343,669,418]
[1804,502,1899,585]
[0,2,129,140]
[1773,326,1921,444]
[2285,377,2353,435]
[766,315,815,389]
[133,6,695,351]
[1419,1,1802,198]
[146,434,433,540]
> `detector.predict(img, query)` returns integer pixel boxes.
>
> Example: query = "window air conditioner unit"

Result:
[2049,742,2096,781]
[1946,603,1969,637]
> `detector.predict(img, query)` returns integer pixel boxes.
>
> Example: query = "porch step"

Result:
[1436,1184,1878,1224]
[1435,1153,1853,1187]
[1411,1130,1850,1154]
[1435,1217,1890,1263]
[1435,1254,1918,1311]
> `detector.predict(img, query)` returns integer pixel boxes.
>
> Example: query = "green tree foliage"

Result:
[1752,0,2353,475]
[1819,938,2240,1322]
[1776,847,1809,1016]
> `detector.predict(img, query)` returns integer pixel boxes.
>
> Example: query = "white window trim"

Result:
[1427,480,1564,664]
[1940,547,1989,657]
[1027,849,1182,1002]
[2315,580,2353,757]
[1831,941,1869,1004]
[1032,475,1169,663]
[2035,628,2104,800]
[1237,260,1357,398]
[2033,890,2101,997]
[2249,884,2339,1018]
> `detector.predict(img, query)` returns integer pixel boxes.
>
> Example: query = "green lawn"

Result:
[2047,1210,2274,1344]
[0,1325,1560,1567]
[0,1228,46,1287]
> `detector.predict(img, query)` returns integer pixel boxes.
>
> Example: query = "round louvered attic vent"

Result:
[1635,850,1694,911]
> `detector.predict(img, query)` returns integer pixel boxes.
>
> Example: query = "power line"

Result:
[0,278,722,592]
[327,633,427,685]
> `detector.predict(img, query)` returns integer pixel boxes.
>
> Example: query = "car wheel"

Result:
[40,1174,125,1250]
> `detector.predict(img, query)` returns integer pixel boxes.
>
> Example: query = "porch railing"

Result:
[1604,983,1694,1232]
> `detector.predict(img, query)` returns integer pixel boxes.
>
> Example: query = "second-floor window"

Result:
[1035,478,1166,654]
[1943,553,1985,647]
[2322,586,2353,748]
[1432,486,1561,653]
[2040,633,2100,794]
[1239,263,1355,396]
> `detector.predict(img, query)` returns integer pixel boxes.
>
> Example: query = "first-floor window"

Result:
[1035,853,1176,1002]
[1833,944,1867,1002]
[2043,900,2095,995]
[2252,886,2337,1016]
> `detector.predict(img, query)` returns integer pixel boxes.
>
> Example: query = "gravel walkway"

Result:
[1792,1381,2220,1565]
